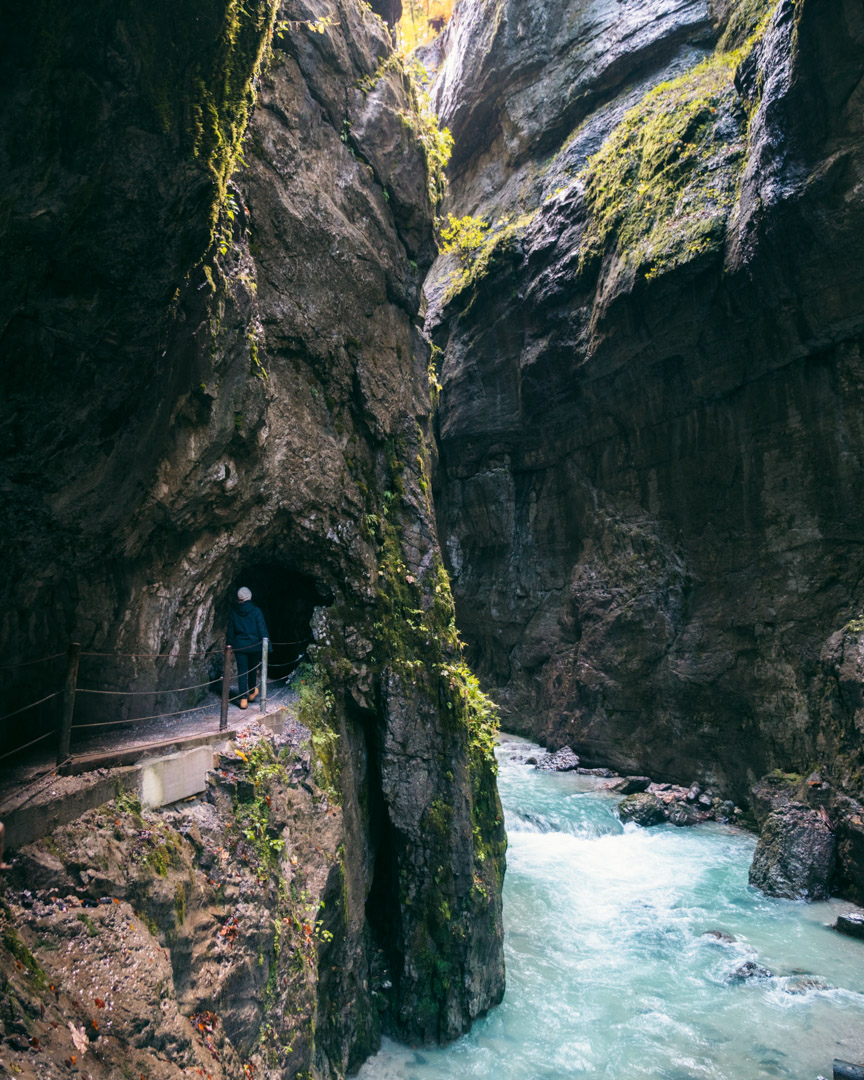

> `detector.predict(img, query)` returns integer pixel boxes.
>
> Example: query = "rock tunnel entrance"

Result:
[230,565,323,683]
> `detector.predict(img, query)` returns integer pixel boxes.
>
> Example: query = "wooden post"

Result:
[57,642,80,766]
[220,645,232,731]
[260,639,268,714]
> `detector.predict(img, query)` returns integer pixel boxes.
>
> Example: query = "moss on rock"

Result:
[580,52,748,281]
[578,5,778,283]
[131,0,279,210]
[716,0,776,52]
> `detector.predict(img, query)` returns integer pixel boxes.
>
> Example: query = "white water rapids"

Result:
[359,734,864,1079]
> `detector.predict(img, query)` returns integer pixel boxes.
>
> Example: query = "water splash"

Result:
[358,735,864,1079]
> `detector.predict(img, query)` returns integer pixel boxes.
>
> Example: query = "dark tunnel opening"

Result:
[229,565,326,684]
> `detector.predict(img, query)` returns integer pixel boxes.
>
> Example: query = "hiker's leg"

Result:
[236,651,249,698]
[248,655,257,694]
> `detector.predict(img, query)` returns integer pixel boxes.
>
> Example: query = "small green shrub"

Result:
[402,60,453,206]
[439,214,490,260]
[297,665,341,802]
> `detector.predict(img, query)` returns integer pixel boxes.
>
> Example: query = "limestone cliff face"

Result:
[1,0,504,1070]
[429,0,864,832]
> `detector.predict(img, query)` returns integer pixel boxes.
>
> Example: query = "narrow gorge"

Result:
[1,0,863,1076]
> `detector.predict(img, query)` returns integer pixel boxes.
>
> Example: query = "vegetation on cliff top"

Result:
[396,0,453,52]
[440,209,535,305]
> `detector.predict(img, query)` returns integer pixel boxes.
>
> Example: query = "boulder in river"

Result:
[715,800,736,823]
[668,803,702,828]
[748,806,836,900]
[578,767,616,777]
[701,930,736,944]
[618,792,667,827]
[730,960,773,981]
[610,776,652,795]
[783,975,831,994]
[834,912,864,940]
[834,1061,864,1080]
[534,747,580,772]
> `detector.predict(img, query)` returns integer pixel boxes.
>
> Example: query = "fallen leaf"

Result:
[94,998,105,1009]
[69,1022,89,1056]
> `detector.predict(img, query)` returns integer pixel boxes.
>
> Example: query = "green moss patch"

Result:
[578,8,778,283]
[717,0,775,52]
[442,210,535,306]
[233,738,290,868]
[130,0,278,220]
[2,926,47,988]
[297,666,342,804]
[580,52,747,281]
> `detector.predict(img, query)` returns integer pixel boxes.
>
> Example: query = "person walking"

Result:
[226,586,270,709]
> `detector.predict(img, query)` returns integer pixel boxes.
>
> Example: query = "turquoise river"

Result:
[358,734,864,1080]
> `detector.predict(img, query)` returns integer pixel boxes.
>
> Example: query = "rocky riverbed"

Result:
[514,743,864,905]
[357,735,864,1080]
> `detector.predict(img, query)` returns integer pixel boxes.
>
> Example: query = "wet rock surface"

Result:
[610,776,652,795]
[428,0,864,903]
[730,961,773,982]
[427,0,864,898]
[617,792,667,828]
[748,806,836,901]
[701,930,737,944]
[0,0,505,1069]
[534,746,580,772]
[835,913,864,940]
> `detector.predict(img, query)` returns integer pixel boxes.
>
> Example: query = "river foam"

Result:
[358,735,864,1079]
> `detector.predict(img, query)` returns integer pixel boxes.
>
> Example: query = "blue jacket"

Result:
[226,600,270,652]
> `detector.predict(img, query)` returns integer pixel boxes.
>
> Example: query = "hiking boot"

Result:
[240,698,248,710]
[249,687,259,702]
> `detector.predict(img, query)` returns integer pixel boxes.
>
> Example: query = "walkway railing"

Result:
[0,636,310,770]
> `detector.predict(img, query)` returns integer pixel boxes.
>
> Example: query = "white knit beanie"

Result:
[237,587,252,602]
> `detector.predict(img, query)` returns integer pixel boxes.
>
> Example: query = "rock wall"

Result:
[429,0,864,820]
[0,726,366,1078]
[1,0,504,1070]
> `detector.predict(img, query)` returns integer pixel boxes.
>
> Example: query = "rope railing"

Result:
[0,690,63,726]
[76,675,222,696]
[0,651,67,671]
[0,757,71,814]
[70,700,218,729]
[0,729,55,762]
[0,635,306,767]
[76,636,309,658]
[79,649,214,659]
